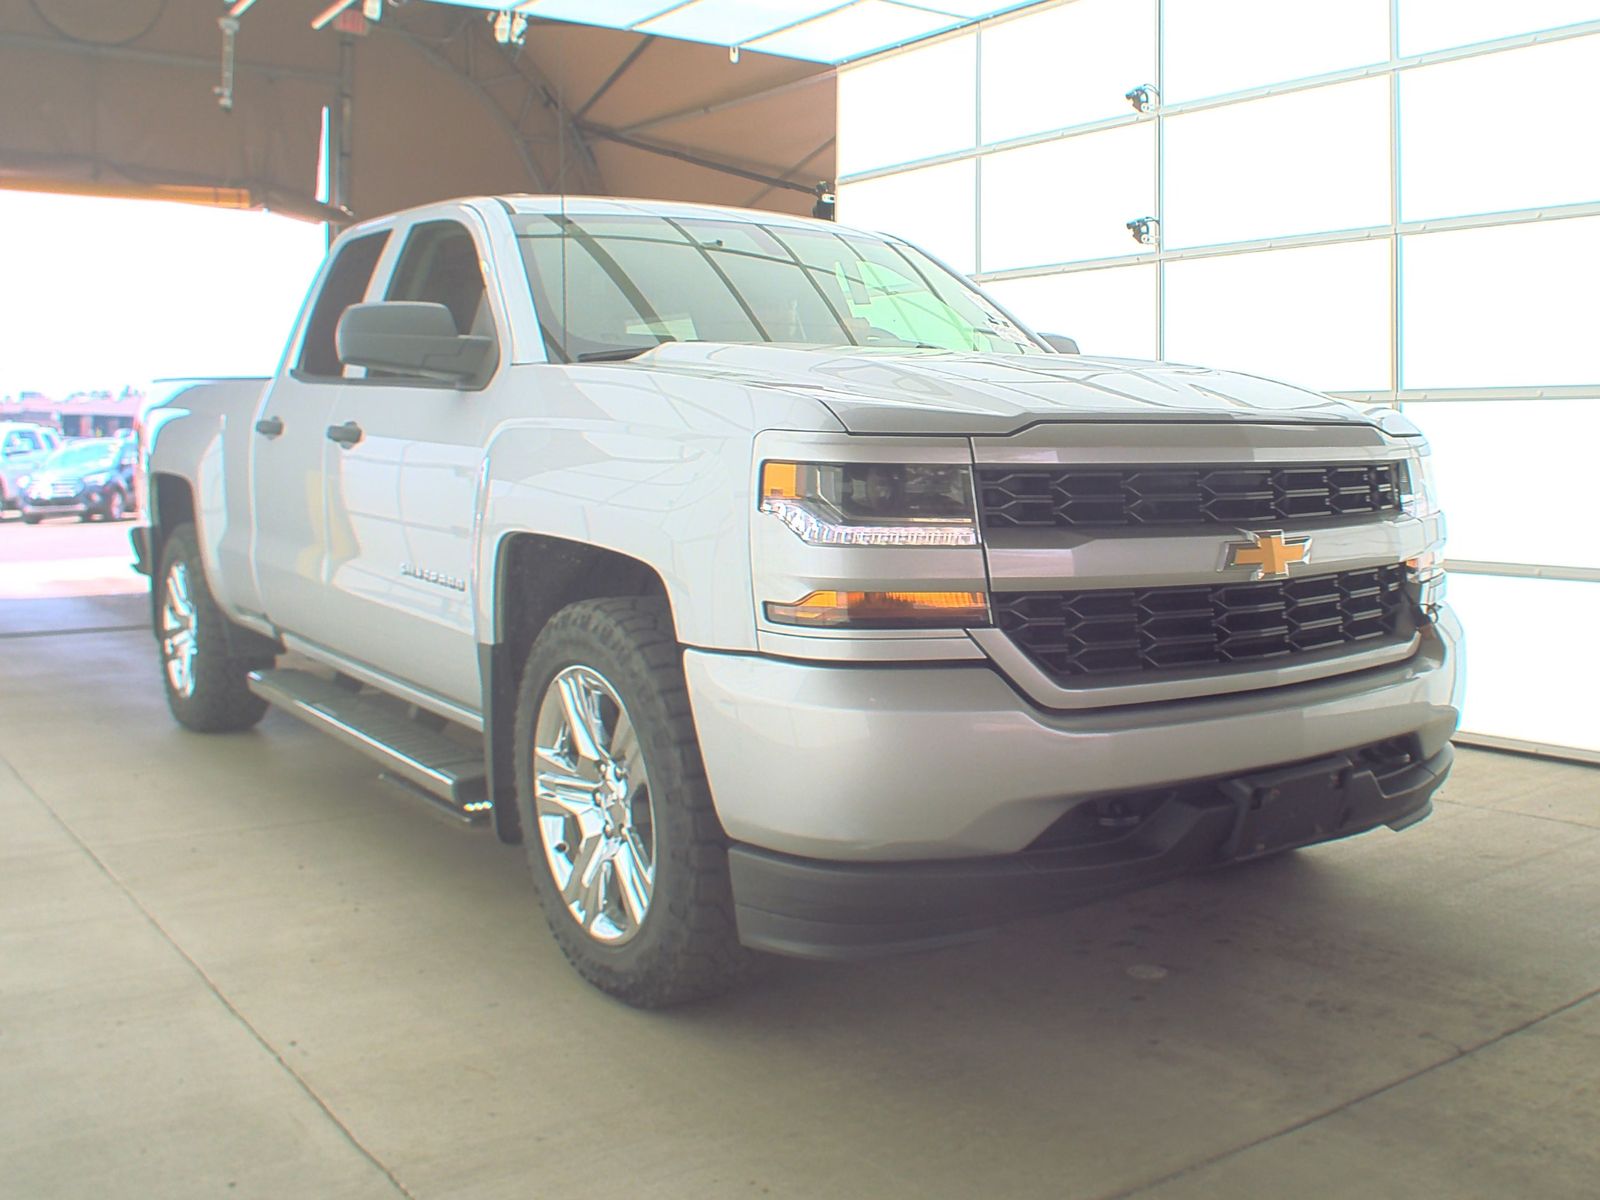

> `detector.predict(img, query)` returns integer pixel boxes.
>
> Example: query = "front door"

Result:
[318,218,503,707]
[251,229,391,639]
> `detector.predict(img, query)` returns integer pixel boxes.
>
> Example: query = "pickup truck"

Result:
[134,196,1460,1007]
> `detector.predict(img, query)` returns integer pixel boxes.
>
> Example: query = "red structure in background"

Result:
[0,388,145,438]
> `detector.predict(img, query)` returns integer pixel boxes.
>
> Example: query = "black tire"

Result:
[155,523,271,733]
[103,488,127,522]
[513,597,746,1007]
[21,514,41,525]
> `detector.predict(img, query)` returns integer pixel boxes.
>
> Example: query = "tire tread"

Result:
[514,596,747,1007]
[157,524,270,733]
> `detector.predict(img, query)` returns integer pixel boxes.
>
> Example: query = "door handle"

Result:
[326,420,363,448]
[254,416,284,438]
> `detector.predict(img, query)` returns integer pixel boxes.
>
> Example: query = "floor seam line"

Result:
[3,757,417,1200]
[0,624,148,639]
[1091,981,1600,1200]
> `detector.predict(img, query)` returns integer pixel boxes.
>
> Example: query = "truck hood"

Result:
[615,343,1371,436]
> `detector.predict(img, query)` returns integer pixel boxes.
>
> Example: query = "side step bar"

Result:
[248,668,491,824]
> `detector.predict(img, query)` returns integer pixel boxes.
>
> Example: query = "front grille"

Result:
[978,462,1403,529]
[50,483,78,498]
[994,564,1412,680]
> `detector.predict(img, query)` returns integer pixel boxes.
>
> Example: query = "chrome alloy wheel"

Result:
[160,559,199,699]
[533,666,656,944]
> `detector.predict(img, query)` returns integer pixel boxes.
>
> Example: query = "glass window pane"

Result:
[1401,217,1600,389]
[1401,37,1600,221]
[978,0,1155,143]
[1164,239,1391,391]
[638,0,845,46]
[838,35,976,176]
[979,124,1154,271]
[1164,78,1390,249]
[1446,573,1600,754]
[837,159,976,274]
[1164,0,1389,102]
[1404,399,1600,569]
[747,1,962,63]
[982,265,1157,360]
[1399,0,1600,56]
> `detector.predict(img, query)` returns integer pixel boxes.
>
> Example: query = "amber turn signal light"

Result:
[764,589,990,629]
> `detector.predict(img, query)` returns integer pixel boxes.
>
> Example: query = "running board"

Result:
[248,668,491,823]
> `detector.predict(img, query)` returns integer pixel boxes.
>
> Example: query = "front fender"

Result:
[473,376,836,652]
[144,378,268,620]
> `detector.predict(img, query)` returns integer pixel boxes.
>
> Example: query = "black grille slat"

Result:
[980,462,1403,529]
[994,565,1412,681]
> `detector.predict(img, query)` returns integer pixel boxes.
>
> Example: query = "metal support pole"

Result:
[327,32,354,244]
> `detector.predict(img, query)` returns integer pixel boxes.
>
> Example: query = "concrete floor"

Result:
[3,595,1598,1199]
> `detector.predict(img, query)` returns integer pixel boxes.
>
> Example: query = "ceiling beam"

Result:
[614,70,833,137]
[376,11,605,194]
[743,135,835,207]
[575,123,819,195]
[574,37,654,121]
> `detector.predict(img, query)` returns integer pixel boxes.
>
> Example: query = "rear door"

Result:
[316,216,506,707]
[250,229,390,636]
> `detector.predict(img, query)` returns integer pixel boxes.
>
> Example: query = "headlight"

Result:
[759,462,980,547]
[14,474,29,489]
[1400,448,1439,520]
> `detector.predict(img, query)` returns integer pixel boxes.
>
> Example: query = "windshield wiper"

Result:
[576,347,651,362]
[576,339,679,363]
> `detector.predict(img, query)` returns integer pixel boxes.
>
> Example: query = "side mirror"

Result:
[336,302,494,385]
[1040,333,1080,355]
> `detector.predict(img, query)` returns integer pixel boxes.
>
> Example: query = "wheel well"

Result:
[483,533,672,845]
[495,532,671,668]
[151,473,195,565]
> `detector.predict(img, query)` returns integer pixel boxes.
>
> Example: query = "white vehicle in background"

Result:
[134,196,1460,1006]
[0,421,61,517]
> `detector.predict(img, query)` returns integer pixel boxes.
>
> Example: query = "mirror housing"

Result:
[336,302,494,384]
[1040,333,1080,355]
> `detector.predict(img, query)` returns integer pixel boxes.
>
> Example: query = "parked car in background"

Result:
[0,422,61,517]
[18,437,138,523]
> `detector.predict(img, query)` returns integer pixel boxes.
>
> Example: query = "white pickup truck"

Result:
[135,196,1460,1006]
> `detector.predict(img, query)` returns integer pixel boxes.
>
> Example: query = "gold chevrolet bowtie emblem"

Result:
[1223,530,1313,580]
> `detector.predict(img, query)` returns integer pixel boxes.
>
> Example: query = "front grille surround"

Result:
[978,461,1404,530]
[994,564,1415,682]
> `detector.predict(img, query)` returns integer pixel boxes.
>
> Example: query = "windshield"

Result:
[43,441,119,473]
[514,214,1045,362]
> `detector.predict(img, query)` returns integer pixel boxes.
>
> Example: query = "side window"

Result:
[297,231,391,378]
[386,221,494,339]
[6,431,39,454]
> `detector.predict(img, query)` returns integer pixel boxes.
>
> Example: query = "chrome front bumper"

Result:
[685,606,1463,863]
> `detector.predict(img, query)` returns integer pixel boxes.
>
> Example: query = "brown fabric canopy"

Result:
[0,0,835,223]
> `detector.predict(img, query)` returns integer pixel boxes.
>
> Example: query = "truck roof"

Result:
[495,195,839,232]
[341,195,864,241]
